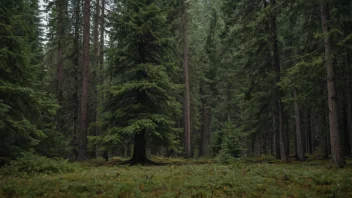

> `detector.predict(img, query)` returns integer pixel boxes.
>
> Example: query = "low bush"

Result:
[0,152,77,176]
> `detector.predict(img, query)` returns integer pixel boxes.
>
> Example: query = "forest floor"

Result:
[1,156,352,198]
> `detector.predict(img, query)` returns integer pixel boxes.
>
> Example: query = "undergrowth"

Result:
[0,156,351,197]
[0,152,77,176]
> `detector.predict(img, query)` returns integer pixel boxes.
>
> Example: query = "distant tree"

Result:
[268,0,287,161]
[55,0,68,133]
[320,3,344,168]
[78,0,91,160]
[181,0,192,159]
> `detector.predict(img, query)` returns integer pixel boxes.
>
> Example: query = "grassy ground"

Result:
[1,156,352,198]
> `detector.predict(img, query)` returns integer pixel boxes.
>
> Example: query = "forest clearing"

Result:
[2,0,352,197]
[1,155,352,198]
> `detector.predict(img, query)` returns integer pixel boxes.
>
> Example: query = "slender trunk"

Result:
[307,110,312,154]
[94,0,105,157]
[346,54,352,156]
[100,0,105,67]
[56,0,67,133]
[56,0,66,103]
[294,88,305,161]
[78,0,91,160]
[294,124,298,158]
[343,103,349,156]
[311,111,316,153]
[326,110,332,156]
[72,0,80,159]
[92,0,100,158]
[182,0,191,159]
[319,110,329,159]
[268,123,272,155]
[269,0,286,160]
[273,114,280,159]
[284,113,289,157]
[200,104,211,156]
[320,3,344,167]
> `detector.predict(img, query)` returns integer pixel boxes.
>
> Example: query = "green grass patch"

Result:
[1,157,351,197]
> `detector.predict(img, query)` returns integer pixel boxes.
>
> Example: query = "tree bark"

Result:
[56,0,67,134]
[345,54,352,156]
[56,0,67,103]
[100,0,104,67]
[269,0,286,161]
[284,113,289,157]
[200,104,211,156]
[182,0,191,159]
[273,114,280,159]
[306,110,312,154]
[294,123,298,158]
[72,0,81,159]
[95,0,105,157]
[92,0,100,158]
[318,110,329,159]
[294,88,305,161]
[320,3,344,167]
[131,131,147,164]
[311,111,316,153]
[78,0,90,160]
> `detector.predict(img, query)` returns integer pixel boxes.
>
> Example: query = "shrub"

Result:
[0,152,77,176]
[215,120,245,164]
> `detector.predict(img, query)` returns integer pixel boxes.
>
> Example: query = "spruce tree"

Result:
[100,0,181,164]
[0,0,57,162]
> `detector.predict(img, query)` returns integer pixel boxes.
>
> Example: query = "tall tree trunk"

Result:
[343,103,349,156]
[56,0,67,133]
[294,88,305,161]
[307,110,312,154]
[72,0,80,159]
[182,0,191,159]
[320,3,344,167]
[92,0,100,158]
[56,0,66,103]
[284,113,289,157]
[99,0,104,70]
[346,54,352,156]
[78,0,90,160]
[268,121,272,155]
[294,124,298,158]
[269,0,286,161]
[96,0,105,157]
[273,114,280,159]
[100,0,104,67]
[311,111,316,153]
[326,111,332,156]
[200,104,211,156]
[318,109,329,159]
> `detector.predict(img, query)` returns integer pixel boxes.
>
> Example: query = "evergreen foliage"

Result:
[1,0,352,169]
[96,0,182,159]
[215,119,245,164]
[0,0,57,161]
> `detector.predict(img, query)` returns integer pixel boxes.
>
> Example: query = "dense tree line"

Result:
[1,0,352,168]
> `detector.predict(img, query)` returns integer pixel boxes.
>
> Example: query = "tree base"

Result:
[120,158,164,166]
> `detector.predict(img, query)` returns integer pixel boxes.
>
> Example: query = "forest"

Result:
[1,0,352,197]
